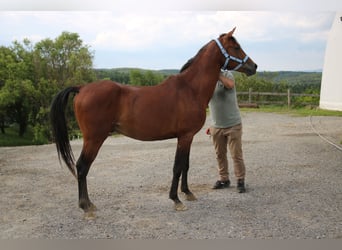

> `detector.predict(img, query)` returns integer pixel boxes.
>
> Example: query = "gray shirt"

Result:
[209,70,241,128]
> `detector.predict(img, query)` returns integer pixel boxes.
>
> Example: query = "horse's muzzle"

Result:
[244,62,257,76]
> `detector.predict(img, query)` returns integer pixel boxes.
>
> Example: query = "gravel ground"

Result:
[0,112,341,239]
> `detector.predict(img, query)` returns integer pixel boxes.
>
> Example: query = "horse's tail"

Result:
[50,86,80,178]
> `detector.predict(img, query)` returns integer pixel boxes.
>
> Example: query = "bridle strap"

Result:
[214,38,249,71]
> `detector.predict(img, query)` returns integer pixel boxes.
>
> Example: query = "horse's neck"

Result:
[182,45,222,106]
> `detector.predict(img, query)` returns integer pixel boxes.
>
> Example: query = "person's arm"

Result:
[218,73,235,89]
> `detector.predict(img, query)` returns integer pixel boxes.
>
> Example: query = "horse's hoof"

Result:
[174,202,187,211]
[83,211,96,220]
[79,200,98,212]
[185,193,197,201]
[88,203,98,212]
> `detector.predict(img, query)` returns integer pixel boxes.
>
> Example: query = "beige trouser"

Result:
[210,124,246,181]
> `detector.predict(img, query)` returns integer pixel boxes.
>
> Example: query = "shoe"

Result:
[212,180,230,189]
[237,179,246,193]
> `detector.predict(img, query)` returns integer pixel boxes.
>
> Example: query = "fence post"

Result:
[287,89,291,108]
[249,88,252,103]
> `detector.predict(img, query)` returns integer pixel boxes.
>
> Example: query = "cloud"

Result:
[90,12,216,50]
[0,10,336,70]
[91,12,171,50]
[1,0,341,11]
[1,11,334,47]
[88,11,334,51]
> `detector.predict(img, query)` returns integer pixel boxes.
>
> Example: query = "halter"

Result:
[214,38,249,71]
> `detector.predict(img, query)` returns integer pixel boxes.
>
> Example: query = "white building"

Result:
[320,12,342,111]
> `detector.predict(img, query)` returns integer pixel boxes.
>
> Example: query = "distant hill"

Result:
[94,68,322,87]
[256,71,322,86]
[95,67,179,76]
[156,69,180,75]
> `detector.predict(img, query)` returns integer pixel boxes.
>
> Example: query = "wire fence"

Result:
[237,88,320,108]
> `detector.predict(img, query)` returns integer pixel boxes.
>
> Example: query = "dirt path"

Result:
[1,112,341,239]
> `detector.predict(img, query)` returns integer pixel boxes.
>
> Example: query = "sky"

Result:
[0,1,341,71]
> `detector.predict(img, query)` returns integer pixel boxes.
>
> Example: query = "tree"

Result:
[0,79,37,136]
[31,32,96,142]
[0,32,96,141]
[129,69,165,86]
[0,46,16,133]
[34,31,95,87]
[95,69,130,83]
[0,41,36,136]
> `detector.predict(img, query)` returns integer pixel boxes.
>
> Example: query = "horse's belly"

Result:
[114,121,177,141]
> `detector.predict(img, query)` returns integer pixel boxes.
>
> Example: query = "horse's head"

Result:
[215,27,257,76]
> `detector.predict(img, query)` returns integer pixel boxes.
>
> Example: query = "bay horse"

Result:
[50,28,257,217]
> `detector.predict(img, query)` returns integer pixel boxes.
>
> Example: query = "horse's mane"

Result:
[180,40,213,73]
[180,33,231,73]
[180,57,195,73]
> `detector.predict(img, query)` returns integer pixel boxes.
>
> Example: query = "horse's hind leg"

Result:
[77,152,96,212]
[76,139,105,218]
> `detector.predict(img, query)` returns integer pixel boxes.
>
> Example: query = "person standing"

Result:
[207,70,246,193]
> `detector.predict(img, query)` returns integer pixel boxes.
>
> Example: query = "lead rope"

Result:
[309,115,342,151]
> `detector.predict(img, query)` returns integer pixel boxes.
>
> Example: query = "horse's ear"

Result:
[227,27,236,37]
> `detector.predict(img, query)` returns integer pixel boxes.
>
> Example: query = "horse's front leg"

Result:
[181,159,197,201]
[169,136,196,211]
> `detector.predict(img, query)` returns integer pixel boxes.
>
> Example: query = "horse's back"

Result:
[77,79,120,96]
